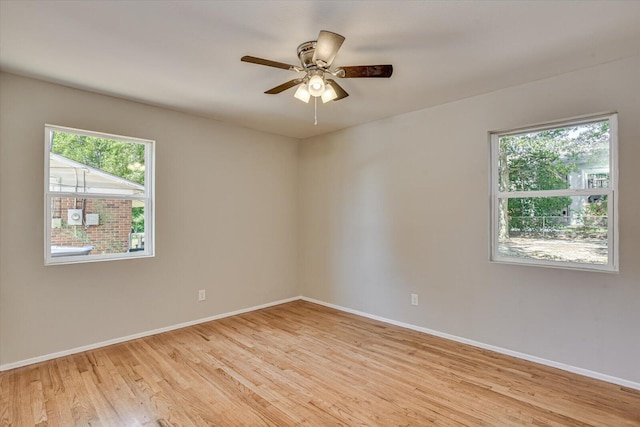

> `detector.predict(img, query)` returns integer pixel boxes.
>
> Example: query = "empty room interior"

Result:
[1,1,640,425]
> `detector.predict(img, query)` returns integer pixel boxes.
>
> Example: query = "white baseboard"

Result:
[300,296,640,391]
[0,296,300,372]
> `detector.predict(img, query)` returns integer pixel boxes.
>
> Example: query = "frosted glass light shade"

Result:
[308,75,325,97]
[294,84,311,103]
[321,84,338,103]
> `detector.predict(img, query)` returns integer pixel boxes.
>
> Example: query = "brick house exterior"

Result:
[49,153,145,256]
[51,197,133,254]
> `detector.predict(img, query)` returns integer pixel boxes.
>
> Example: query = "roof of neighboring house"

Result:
[49,152,144,197]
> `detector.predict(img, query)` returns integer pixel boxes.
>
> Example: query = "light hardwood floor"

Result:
[1,300,638,426]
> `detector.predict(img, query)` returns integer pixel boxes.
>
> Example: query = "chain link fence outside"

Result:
[508,216,607,239]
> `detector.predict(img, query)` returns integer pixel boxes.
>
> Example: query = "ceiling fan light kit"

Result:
[294,84,311,103]
[307,73,325,97]
[241,30,393,122]
[321,83,338,103]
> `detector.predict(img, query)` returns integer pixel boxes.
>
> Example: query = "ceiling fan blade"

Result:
[241,56,300,71]
[264,79,303,94]
[312,31,345,67]
[338,65,393,78]
[326,79,349,101]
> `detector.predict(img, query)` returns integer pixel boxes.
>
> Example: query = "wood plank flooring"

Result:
[1,300,638,426]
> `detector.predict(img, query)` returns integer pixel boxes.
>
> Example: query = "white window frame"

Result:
[490,113,619,272]
[44,125,155,265]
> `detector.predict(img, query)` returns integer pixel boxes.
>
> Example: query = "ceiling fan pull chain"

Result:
[314,97,318,125]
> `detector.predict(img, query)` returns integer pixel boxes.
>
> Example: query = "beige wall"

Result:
[298,55,640,383]
[0,73,299,365]
[2,55,639,385]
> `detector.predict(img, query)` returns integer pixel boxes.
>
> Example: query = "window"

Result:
[490,113,618,271]
[45,125,154,265]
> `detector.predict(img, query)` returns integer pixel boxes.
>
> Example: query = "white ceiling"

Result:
[1,1,639,139]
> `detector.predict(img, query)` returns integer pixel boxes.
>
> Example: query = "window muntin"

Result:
[45,125,154,265]
[490,114,618,271]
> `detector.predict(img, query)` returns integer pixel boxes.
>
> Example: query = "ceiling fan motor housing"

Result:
[297,41,318,70]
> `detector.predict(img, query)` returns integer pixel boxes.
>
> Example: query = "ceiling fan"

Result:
[241,30,393,105]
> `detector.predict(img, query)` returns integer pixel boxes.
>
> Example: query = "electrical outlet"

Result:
[411,293,419,306]
[198,289,206,301]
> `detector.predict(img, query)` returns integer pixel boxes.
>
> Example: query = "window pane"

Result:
[49,197,146,256]
[498,121,610,192]
[497,196,608,265]
[49,130,146,193]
